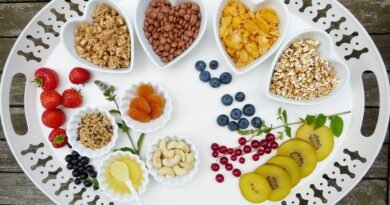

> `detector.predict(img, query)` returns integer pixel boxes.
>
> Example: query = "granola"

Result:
[77,112,113,149]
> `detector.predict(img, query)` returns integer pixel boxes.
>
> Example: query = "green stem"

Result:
[113,99,138,155]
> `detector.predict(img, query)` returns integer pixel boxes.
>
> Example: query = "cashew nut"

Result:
[173,165,189,176]
[152,149,162,169]
[159,139,175,158]
[175,150,186,161]
[167,140,178,150]
[179,162,192,170]
[162,154,181,167]
[158,167,175,177]
[185,153,195,164]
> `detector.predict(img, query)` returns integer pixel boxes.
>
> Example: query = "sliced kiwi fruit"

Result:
[296,124,334,161]
[267,155,302,187]
[239,173,271,203]
[255,164,292,201]
[277,139,318,178]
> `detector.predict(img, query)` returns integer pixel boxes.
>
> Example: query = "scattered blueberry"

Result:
[217,115,229,126]
[84,179,92,188]
[195,60,206,71]
[220,72,232,84]
[235,92,245,102]
[243,104,256,116]
[79,172,88,180]
[66,163,74,170]
[71,159,79,165]
[199,71,211,82]
[228,121,239,131]
[90,171,97,178]
[78,166,86,173]
[71,151,80,158]
[86,165,94,173]
[230,108,242,120]
[221,94,233,106]
[209,78,221,88]
[238,118,250,129]
[74,178,82,185]
[251,117,262,128]
[80,156,89,165]
[65,155,73,163]
[72,170,80,178]
[209,60,219,70]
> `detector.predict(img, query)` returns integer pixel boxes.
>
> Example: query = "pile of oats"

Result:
[77,113,113,149]
[270,39,339,100]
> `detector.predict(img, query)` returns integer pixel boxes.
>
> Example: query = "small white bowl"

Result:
[146,135,199,186]
[97,151,149,202]
[119,82,173,133]
[214,0,289,75]
[134,0,207,69]
[61,0,135,74]
[265,29,350,105]
[67,107,119,158]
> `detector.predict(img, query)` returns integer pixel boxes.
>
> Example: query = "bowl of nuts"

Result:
[214,0,289,75]
[135,0,207,69]
[146,135,199,186]
[266,29,350,105]
[61,0,135,73]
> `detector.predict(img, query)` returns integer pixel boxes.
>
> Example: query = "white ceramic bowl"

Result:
[61,0,135,74]
[134,0,207,69]
[146,135,199,186]
[265,29,350,105]
[66,107,119,158]
[119,82,173,133]
[214,0,289,75]
[97,151,149,202]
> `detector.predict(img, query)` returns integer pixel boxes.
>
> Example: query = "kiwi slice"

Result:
[255,165,292,201]
[277,139,318,178]
[239,173,271,203]
[267,155,302,187]
[296,124,334,161]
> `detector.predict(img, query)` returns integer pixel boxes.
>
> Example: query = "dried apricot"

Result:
[150,103,163,119]
[137,84,155,97]
[146,94,165,107]
[128,108,151,123]
[130,96,151,114]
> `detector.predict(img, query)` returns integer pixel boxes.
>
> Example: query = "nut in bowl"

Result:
[61,0,135,73]
[265,29,350,105]
[135,0,207,69]
[119,82,173,133]
[146,135,199,186]
[67,107,119,158]
[214,0,289,75]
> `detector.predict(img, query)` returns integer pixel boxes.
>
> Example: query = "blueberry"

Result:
[251,117,262,128]
[80,156,89,165]
[90,171,97,178]
[209,60,219,70]
[235,92,245,102]
[243,104,256,116]
[238,118,250,129]
[199,71,211,82]
[71,151,80,158]
[221,94,233,106]
[65,155,73,163]
[84,179,92,187]
[67,143,72,149]
[77,161,84,168]
[86,165,94,173]
[220,72,232,84]
[71,159,79,165]
[209,78,221,88]
[230,108,242,120]
[217,115,229,126]
[72,170,80,178]
[78,166,86,173]
[195,60,206,71]
[74,178,82,185]
[66,163,74,170]
[79,172,88,180]
[73,165,79,171]
[228,121,239,131]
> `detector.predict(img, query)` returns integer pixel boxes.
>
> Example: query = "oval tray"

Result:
[0,0,389,204]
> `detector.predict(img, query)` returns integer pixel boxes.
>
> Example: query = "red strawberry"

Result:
[34,68,59,90]
[48,128,66,142]
[49,128,68,148]
[42,108,66,128]
[62,88,83,108]
[40,90,62,109]
[69,67,90,85]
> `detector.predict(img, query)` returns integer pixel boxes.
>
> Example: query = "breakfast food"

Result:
[40,90,62,109]
[255,165,292,201]
[74,4,131,69]
[62,88,83,108]
[267,155,301,187]
[219,1,280,68]
[151,139,195,177]
[270,39,339,100]
[48,128,68,148]
[65,151,98,189]
[144,0,201,63]
[128,84,165,123]
[34,67,59,90]
[41,108,66,128]
[239,173,271,203]
[77,112,114,149]
[69,67,91,84]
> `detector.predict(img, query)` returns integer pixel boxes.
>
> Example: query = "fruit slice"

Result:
[239,173,271,203]
[150,103,163,119]
[255,164,292,201]
[267,155,301,187]
[130,97,151,114]
[128,108,151,123]
[295,124,334,161]
[146,94,165,107]
[137,84,155,97]
[277,139,318,178]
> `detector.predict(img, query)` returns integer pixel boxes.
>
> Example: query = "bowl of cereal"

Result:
[61,0,134,73]
[67,107,119,158]
[214,0,289,75]
[265,29,350,105]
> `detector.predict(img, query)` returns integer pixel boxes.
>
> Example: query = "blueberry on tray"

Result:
[221,94,233,106]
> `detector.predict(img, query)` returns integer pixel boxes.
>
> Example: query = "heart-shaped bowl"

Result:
[214,0,289,75]
[61,0,135,74]
[265,29,351,105]
[134,0,207,69]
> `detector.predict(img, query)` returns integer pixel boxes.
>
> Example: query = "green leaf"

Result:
[106,96,116,101]
[285,126,292,138]
[330,116,344,137]
[299,118,306,123]
[137,133,145,154]
[113,147,136,154]
[117,123,129,132]
[314,114,327,129]
[92,178,99,190]
[305,115,315,125]
[282,110,288,123]
[278,107,282,115]
[109,109,120,114]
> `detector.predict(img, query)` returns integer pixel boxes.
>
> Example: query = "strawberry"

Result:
[62,88,83,108]
[69,67,90,85]
[42,108,66,128]
[40,90,62,109]
[34,68,59,90]
[49,128,68,148]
